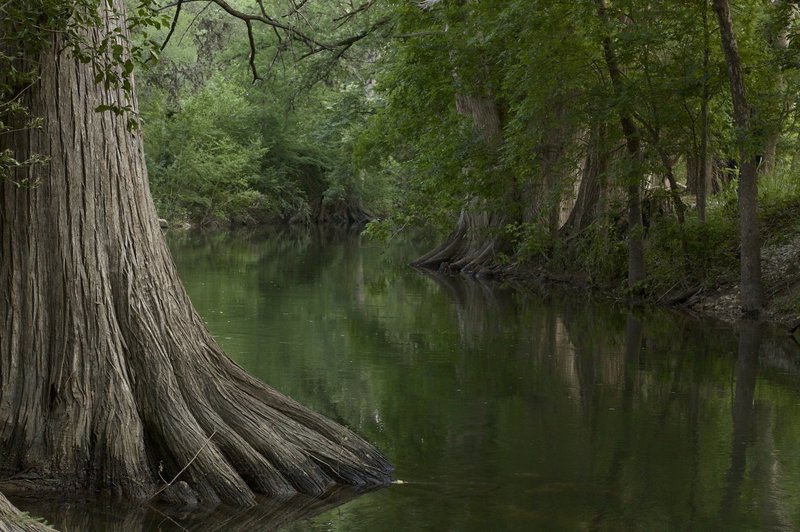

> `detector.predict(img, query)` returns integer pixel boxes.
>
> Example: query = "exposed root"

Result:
[412,210,506,275]
[131,343,392,506]
[0,492,54,532]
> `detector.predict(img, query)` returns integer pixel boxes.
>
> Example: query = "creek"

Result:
[15,228,800,530]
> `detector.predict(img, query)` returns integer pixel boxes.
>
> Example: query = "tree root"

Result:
[0,492,55,532]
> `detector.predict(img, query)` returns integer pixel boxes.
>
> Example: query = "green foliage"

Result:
[362,219,393,242]
[645,213,739,294]
[352,1,515,236]
[572,222,629,285]
[0,0,168,181]
[143,77,309,225]
[9,0,800,299]
[138,1,394,226]
[503,221,553,263]
[343,0,800,303]
[759,168,800,245]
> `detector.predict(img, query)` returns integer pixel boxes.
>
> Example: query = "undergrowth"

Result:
[511,170,800,302]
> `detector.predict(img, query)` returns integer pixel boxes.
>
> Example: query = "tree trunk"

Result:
[414,90,508,273]
[538,100,573,238]
[759,0,791,177]
[646,127,685,225]
[414,0,514,274]
[594,0,646,286]
[0,3,391,506]
[698,0,711,222]
[561,124,608,236]
[712,0,764,317]
[658,152,686,225]
[412,208,506,273]
[760,132,778,176]
[455,93,503,149]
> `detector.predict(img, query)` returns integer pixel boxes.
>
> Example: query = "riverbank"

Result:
[687,225,800,331]
[515,220,800,333]
[420,198,800,335]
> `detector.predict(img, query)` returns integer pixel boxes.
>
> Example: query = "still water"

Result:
[18,228,800,530]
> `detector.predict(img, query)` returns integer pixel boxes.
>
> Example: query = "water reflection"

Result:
[720,320,761,523]
[10,488,364,531]
[14,229,800,530]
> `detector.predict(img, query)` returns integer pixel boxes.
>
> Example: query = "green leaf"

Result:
[112,43,124,61]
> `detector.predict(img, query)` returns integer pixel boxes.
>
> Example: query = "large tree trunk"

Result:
[0,2,390,507]
[537,100,573,237]
[412,208,505,273]
[712,0,764,317]
[413,91,508,274]
[455,93,503,149]
[413,0,512,274]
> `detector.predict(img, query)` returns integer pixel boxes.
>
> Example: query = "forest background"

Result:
[20,0,800,319]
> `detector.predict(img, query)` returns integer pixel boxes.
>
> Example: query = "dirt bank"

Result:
[688,226,800,331]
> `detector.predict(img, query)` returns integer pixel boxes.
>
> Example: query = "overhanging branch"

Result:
[160,0,182,51]
[155,0,388,81]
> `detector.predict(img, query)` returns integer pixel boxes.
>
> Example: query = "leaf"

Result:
[112,43,124,61]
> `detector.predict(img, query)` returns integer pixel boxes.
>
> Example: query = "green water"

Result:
[172,228,800,531]
[18,228,800,530]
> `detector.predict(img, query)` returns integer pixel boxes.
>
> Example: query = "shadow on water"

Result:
[9,487,366,531]
[715,321,798,530]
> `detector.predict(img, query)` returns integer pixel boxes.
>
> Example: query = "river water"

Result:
[16,228,800,530]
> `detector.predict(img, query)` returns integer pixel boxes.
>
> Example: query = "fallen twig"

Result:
[148,429,218,502]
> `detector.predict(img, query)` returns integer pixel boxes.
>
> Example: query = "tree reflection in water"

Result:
[127,230,800,530]
[9,487,366,531]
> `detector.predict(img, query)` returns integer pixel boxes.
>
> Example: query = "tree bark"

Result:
[561,124,608,236]
[455,93,503,148]
[759,0,791,177]
[0,492,54,532]
[412,208,506,273]
[538,100,573,237]
[414,89,508,273]
[594,0,646,286]
[712,0,764,317]
[698,0,711,222]
[760,132,779,176]
[0,2,391,505]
